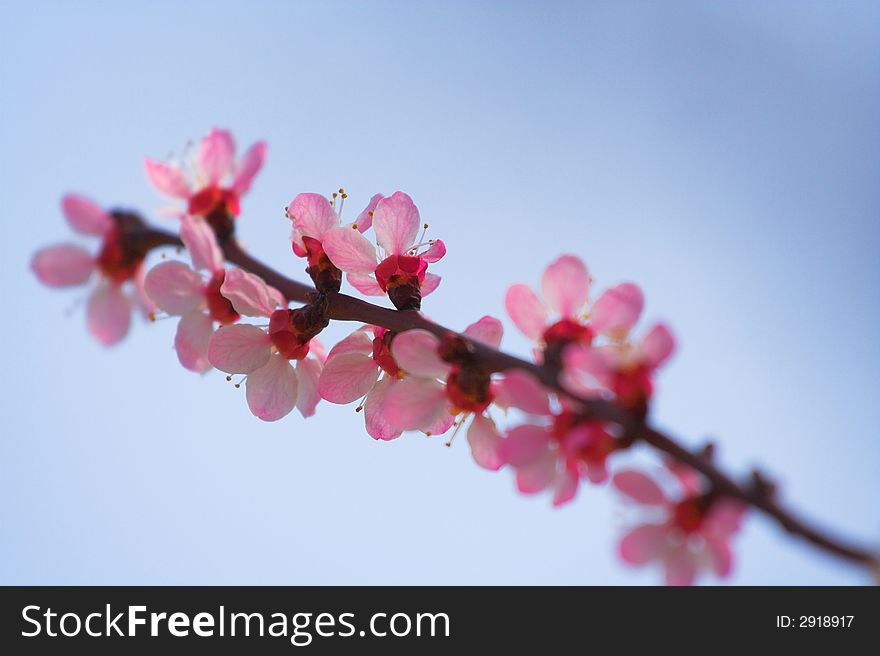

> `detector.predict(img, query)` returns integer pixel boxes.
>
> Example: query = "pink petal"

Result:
[612,470,668,506]
[705,537,733,578]
[325,328,373,359]
[422,409,456,436]
[287,193,339,241]
[232,141,267,195]
[197,128,236,184]
[463,315,503,349]
[590,283,644,339]
[382,377,449,431]
[390,329,449,378]
[354,193,384,232]
[619,524,669,565]
[504,284,547,340]
[180,215,223,272]
[220,268,277,317]
[143,261,205,315]
[144,158,191,199]
[467,415,504,471]
[421,273,441,297]
[207,323,271,373]
[515,452,558,494]
[640,323,675,369]
[132,264,156,318]
[31,244,94,287]
[174,310,214,373]
[347,273,385,296]
[87,283,132,346]
[61,194,111,235]
[364,375,403,441]
[245,353,298,422]
[552,466,580,507]
[502,424,552,467]
[318,351,380,404]
[562,343,616,392]
[494,369,551,415]
[422,239,446,263]
[664,545,697,586]
[540,255,590,317]
[309,337,328,365]
[322,226,379,274]
[372,191,420,255]
[295,357,323,418]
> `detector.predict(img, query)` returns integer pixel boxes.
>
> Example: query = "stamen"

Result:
[354,389,369,412]
[445,416,467,447]
[233,374,248,389]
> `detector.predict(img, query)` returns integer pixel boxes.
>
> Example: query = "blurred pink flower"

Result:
[613,467,746,585]
[31,194,154,346]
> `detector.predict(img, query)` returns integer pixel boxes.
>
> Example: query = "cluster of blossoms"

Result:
[30,128,747,585]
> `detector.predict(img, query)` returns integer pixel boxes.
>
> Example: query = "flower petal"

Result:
[619,524,669,565]
[220,268,277,317]
[364,375,403,441]
[390,329,449,378]
[354,193,384,232]
[197,128,236,184]
[144,158,191,198]
[382,377,448,431]
[143,261,205,315]
[322,226,378,274]
[515,452,558,494]
[640,323,675,369]
[421,273,441,297]
[372,191,420,255]
[467,414,504,471]
[463,315,503,349]
[590,282,644,339]
[552,465,580,507]
[665,545,697,586]
[287,193,339,241]
[61,194,111,235]
[422,239,446,263]
[504,284,547,340]
[246,353,298,422]
[31,244,94,287]
[318,352,379,404]
[541,254,590,317]
[612,470,668,506]
[494,369,551,415]
[87,283,132,346]
[207,323,271,373]
[347,273,385,296]
[295,357,322,418]
[502,424,552,467]
[174,310,214,373]
[232,141,267,195]
[180,214,223,272]
[325,328,373,359]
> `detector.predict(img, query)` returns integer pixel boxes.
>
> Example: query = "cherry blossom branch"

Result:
[141,224,877,572]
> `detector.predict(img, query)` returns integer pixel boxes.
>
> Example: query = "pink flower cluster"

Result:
[31,128,747,585]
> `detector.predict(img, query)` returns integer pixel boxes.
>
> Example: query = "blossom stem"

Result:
[139,224,878,572]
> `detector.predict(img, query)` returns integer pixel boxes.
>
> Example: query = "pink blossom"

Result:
[31,194,155,346]
[206,270,324,421]
[321,192,445,310]
[143,215,242,373]
[286,191,382,292]
[144,128,266,240]
[380,316,505,468]
[613,467,746,585]
[317,325,404,441]
[563,322,675,413]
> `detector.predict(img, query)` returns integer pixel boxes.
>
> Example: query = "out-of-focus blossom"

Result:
[321,192,445,310]
[381,316,505,468]
[31,194,155,346]
[286,191,382,292]
[206,270,324,421]
[144,128,266,240]
[143,215,242,372]
[613,467,746,585]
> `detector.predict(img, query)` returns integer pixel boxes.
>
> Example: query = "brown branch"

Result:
[142,226,878,571]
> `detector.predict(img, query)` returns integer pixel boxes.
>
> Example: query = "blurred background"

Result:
[1,0,877,584]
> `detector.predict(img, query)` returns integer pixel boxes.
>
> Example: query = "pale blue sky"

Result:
[1,0,878,584]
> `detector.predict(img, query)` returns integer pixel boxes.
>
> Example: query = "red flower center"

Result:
[188,185,240,242]
[672,498,706,534]
[446,366,493,414]
[268,309,312,361]
[204,271,240,325]
[372,329,401,377]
